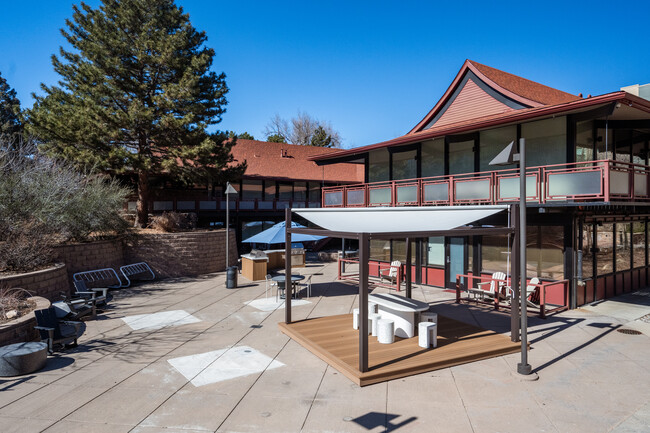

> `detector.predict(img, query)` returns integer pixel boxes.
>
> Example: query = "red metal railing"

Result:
[322,159,650,208]
[337,258,403,291]
[454,274,569,318]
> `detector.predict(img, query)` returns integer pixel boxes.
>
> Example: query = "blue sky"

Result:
[1,1,649,149]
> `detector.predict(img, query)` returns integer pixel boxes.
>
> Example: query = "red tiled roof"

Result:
[230,139,363,183]
[469,60,581,106]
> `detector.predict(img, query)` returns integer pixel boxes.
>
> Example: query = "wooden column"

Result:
[285,208,292,324]
[510,204,521,342]
[405,237,412,298]
[359,232,369,373]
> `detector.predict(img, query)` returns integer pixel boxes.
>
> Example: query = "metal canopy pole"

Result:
[224,182,238,269]
[511,204,521,342]
[405,237,412,298]
[517,138,532,375]
[285,208,292,324]
[358,232,369,372]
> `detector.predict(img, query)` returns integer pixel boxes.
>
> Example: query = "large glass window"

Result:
[293,182,307,201]
[264,181,276,200]
[421,139,444,178]
[278,183,293,200]
[392,150,417,180]
[368,149,389,183]
[633,221,646,268]
[448,140,474,175]
[581,222,594,279]
[481,235,509,274]
[480,126,516,171]
[391,240,415,263]
[597,223,614,275]
[370,239,391,261]
[575,120,594,163]
[427,237,444,266]
[527,226,564,279]
[522,117,566,167]
[596,127,614,160]
[616,222,631,271]
[308,182,321,203]
[241,179,263,200]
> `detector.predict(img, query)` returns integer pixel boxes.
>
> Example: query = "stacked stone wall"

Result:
[0,264,69,301]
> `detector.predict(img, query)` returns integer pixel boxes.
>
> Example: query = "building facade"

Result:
[312,60,650,309]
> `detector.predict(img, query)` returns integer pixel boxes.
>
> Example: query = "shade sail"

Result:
[242,221,326,244]
[293,205,508,234]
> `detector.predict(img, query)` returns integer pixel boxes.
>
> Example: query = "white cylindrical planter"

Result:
[378,319,394,344]
[368,301,378,314]
[418,322,438,348]
[353,308,359,330]
[369,313,382,336]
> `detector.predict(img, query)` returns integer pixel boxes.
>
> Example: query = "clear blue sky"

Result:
[1,1,649,149]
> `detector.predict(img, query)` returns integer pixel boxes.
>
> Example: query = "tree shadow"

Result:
[351,412,417,432]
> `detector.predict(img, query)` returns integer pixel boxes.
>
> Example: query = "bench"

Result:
[119,262,155,287]
[368,293,430,338]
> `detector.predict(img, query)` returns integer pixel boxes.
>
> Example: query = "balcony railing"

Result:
[130,199,321,213]
[322,160,650,208]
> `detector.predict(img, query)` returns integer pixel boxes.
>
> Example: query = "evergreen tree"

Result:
[237,131,255,140]
[27,0,244,226]
[310,125,333,147]
[266,134,286,143]
[0,71,22,142]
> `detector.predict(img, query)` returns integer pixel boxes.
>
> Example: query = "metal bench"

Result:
[120,262,155,287]
[73,268,124,288]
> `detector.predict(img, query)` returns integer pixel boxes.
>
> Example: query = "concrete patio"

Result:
[1,260,649,433]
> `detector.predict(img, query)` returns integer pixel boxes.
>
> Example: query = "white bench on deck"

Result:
[368,293,430,338]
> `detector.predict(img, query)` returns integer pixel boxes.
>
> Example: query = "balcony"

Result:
[135,199,322,213]
[322,160,650,208]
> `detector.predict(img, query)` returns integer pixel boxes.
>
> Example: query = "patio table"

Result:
[368,293,430,338]
[272,274,305,299]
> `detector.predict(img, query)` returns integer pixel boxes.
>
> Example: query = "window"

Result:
[264,181,276,200]
[370,239,390,261]
[481,235,509,274]
[427,237,444,266]
[527,226,564,280]
[633,221,645,269]
[448,140,474,175]
[241,179,263,200]
[421,139,444,178]
[391,240,416,263]
[392,150,417,180]
[293,182,307,201]
[368,149,389,182]
[597,223,614,276]
[575,120,594,163]
[278,183,292,200]
[616,222,631,271]
[308,182,321,203]
[581,222,594,279]
[480,126,516,171]
[521,117,566,167]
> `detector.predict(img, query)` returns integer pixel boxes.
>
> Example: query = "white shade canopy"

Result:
[293,205,507,234]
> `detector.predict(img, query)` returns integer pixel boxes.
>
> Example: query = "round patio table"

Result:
[272,275,305,298]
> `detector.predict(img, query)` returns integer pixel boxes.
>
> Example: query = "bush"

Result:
[150,212,197,232]
[0,139,130,272]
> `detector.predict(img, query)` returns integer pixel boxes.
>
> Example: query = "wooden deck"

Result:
[279,313,520,386]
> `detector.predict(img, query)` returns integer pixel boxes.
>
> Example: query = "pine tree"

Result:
[27,0,244,226]
[310,125,333,147]
[0,71,22,142]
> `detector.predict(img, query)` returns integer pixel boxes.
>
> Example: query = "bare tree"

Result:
[263,112,341,147]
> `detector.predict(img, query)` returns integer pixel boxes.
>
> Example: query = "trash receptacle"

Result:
[226,266,238,288]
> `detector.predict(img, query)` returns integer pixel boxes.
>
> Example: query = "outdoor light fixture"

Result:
[489,138,533,376]
[224,182,238,269]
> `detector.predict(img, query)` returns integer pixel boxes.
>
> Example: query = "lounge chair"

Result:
[73,280,109,306]
[471,271,506,300]
[380,261,402,285]
[503,277,540,305]
[34,307,84,353]
[53,294,96,320]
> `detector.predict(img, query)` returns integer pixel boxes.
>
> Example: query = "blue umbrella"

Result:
[242,221,325,244]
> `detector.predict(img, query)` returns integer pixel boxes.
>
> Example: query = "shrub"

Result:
[0,139,130,272]
[150,212,197,232]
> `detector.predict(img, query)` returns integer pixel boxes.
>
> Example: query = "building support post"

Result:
[511,204,521,342]
[359,232,369,373]
[285,208,292,324]
[405,238,412,298]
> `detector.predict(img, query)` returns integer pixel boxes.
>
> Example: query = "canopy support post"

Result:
[359,232,369,373]
[405,237,412,298]
[285,208,292,324]
[510,204,521,342]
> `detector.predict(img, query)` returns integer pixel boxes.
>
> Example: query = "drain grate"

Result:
[617,328,643,335]
[640,314,650,323]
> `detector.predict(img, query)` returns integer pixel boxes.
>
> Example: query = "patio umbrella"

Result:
[242,221,325,244]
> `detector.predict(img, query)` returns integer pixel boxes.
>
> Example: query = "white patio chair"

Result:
[265,274,277,299]
[380,261,402,285]
[472,271,506,300]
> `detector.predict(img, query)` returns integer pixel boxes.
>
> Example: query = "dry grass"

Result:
[0,286,36,324]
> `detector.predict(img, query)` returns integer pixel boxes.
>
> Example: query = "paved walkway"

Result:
[1,261,649,432]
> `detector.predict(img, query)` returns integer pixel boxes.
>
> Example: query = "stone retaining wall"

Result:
[125,229,237,278]
[0,264,69,301]
[54,239,125,283]
[0,297,50,345]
